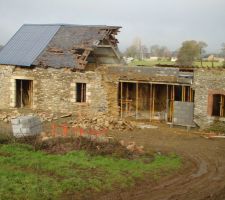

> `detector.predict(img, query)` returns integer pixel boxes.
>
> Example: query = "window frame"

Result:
[208,90,225,117]
[76,82,87,103]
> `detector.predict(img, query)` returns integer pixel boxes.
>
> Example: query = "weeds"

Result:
[207,121,225,134]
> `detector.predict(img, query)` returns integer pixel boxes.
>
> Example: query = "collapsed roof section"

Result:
[0,24,122,69]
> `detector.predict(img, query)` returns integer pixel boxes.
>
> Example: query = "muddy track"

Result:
[98,125,225,200]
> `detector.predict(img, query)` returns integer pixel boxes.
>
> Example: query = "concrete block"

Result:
[11,115,42,138]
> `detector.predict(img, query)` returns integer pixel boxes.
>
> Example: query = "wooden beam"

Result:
[152,85,155,119]
[136,82,139,119]
[96,45,112,48]
[20,80,23,108]
[149,83,152,121]
[120,82,123,119]
[172,85,175,120]
[93,54,116,58]
[166,85,168,122]
[126,83,128,116]
[220,95,223,117]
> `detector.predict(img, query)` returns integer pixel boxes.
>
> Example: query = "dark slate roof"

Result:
[0,24,60,66]
[0,24,121,68]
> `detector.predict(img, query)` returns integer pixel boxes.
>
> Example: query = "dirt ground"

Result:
[1,120,225,200]
[95,123,225,200]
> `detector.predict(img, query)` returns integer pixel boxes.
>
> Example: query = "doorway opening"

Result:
[118,81,194,122]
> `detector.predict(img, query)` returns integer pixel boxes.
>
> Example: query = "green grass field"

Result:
[0,143,181,200]
[130,60,224,67]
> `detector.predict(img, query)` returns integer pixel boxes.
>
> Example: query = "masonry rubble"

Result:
[0,110,135,131]
[71,112,135,131]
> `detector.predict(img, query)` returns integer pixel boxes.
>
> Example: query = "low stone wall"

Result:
[193,68,225,128]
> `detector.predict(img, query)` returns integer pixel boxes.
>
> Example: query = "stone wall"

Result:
[0,65,112,118]
[193,68,225,128]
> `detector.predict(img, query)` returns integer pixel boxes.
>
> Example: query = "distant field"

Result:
[130,60,224,67]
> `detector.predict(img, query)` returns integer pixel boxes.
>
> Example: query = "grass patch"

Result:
[130,60,224,67]
[0,143,181,200]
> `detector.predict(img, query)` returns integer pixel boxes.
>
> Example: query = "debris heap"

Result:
[72,113,134,131]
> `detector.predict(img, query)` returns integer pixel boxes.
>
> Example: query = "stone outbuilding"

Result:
[0,24,122,117]
[0,24,224,129]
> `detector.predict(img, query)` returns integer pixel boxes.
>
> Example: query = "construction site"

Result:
[0,24,225,200]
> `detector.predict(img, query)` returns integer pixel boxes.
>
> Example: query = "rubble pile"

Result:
[72,113,135,131]
[0,111,58,123]
[0,110,135,131]
[0,110,21,123]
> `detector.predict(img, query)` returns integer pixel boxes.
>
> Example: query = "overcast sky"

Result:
[0,0,224,53]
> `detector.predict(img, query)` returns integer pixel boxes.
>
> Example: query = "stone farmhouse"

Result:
[0,24,224,129]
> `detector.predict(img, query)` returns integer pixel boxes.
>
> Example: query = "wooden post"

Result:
[172,85,175,121]
[81,83,83,102]
[152,84,155,119]
[220,95,223,117]
[182,86,184,102]
[20,80,23,108]
[136,82,139,119]
[166,85,168,122]
[222,96,225,117]
[149,83,152,121]
[120,82,123,118]
[126,83,128,116]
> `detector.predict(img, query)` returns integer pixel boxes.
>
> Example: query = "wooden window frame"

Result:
[76,83,86,103]
[208,90,225,117]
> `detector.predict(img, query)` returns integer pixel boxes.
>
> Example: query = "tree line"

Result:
[124,38,225,67]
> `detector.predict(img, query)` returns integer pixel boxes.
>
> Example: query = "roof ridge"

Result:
[23,24,121,28]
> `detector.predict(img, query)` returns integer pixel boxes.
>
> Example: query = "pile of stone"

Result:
[0,110,21,123]
[72,113,135,131]
[0,110,61,123]
[37,112,58,122]
[119,140,144,154]
[0,110,135,131]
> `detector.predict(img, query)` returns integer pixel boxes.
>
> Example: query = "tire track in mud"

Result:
[99,127,225,200]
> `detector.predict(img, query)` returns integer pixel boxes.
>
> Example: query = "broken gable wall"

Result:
[193,68,225,128]
[0,65,108,117]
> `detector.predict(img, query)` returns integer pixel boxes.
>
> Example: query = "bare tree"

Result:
[221,43,225,67]
[150,45,171,58]
[198,41,208,67]
[124,37,143,60]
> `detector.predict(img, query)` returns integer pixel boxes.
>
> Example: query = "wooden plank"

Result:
[172,85,175,121]
[152,84,155,119]
[220,95,223,117]
[126,83,128,116]
[223,95,225,117]
[166,85,168,122]
[20,80,23,108]
[119,80,192,86]
[149,83,152,121]
[96,45,112,48]
[136,82,139,119]
[120,82,123,118]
